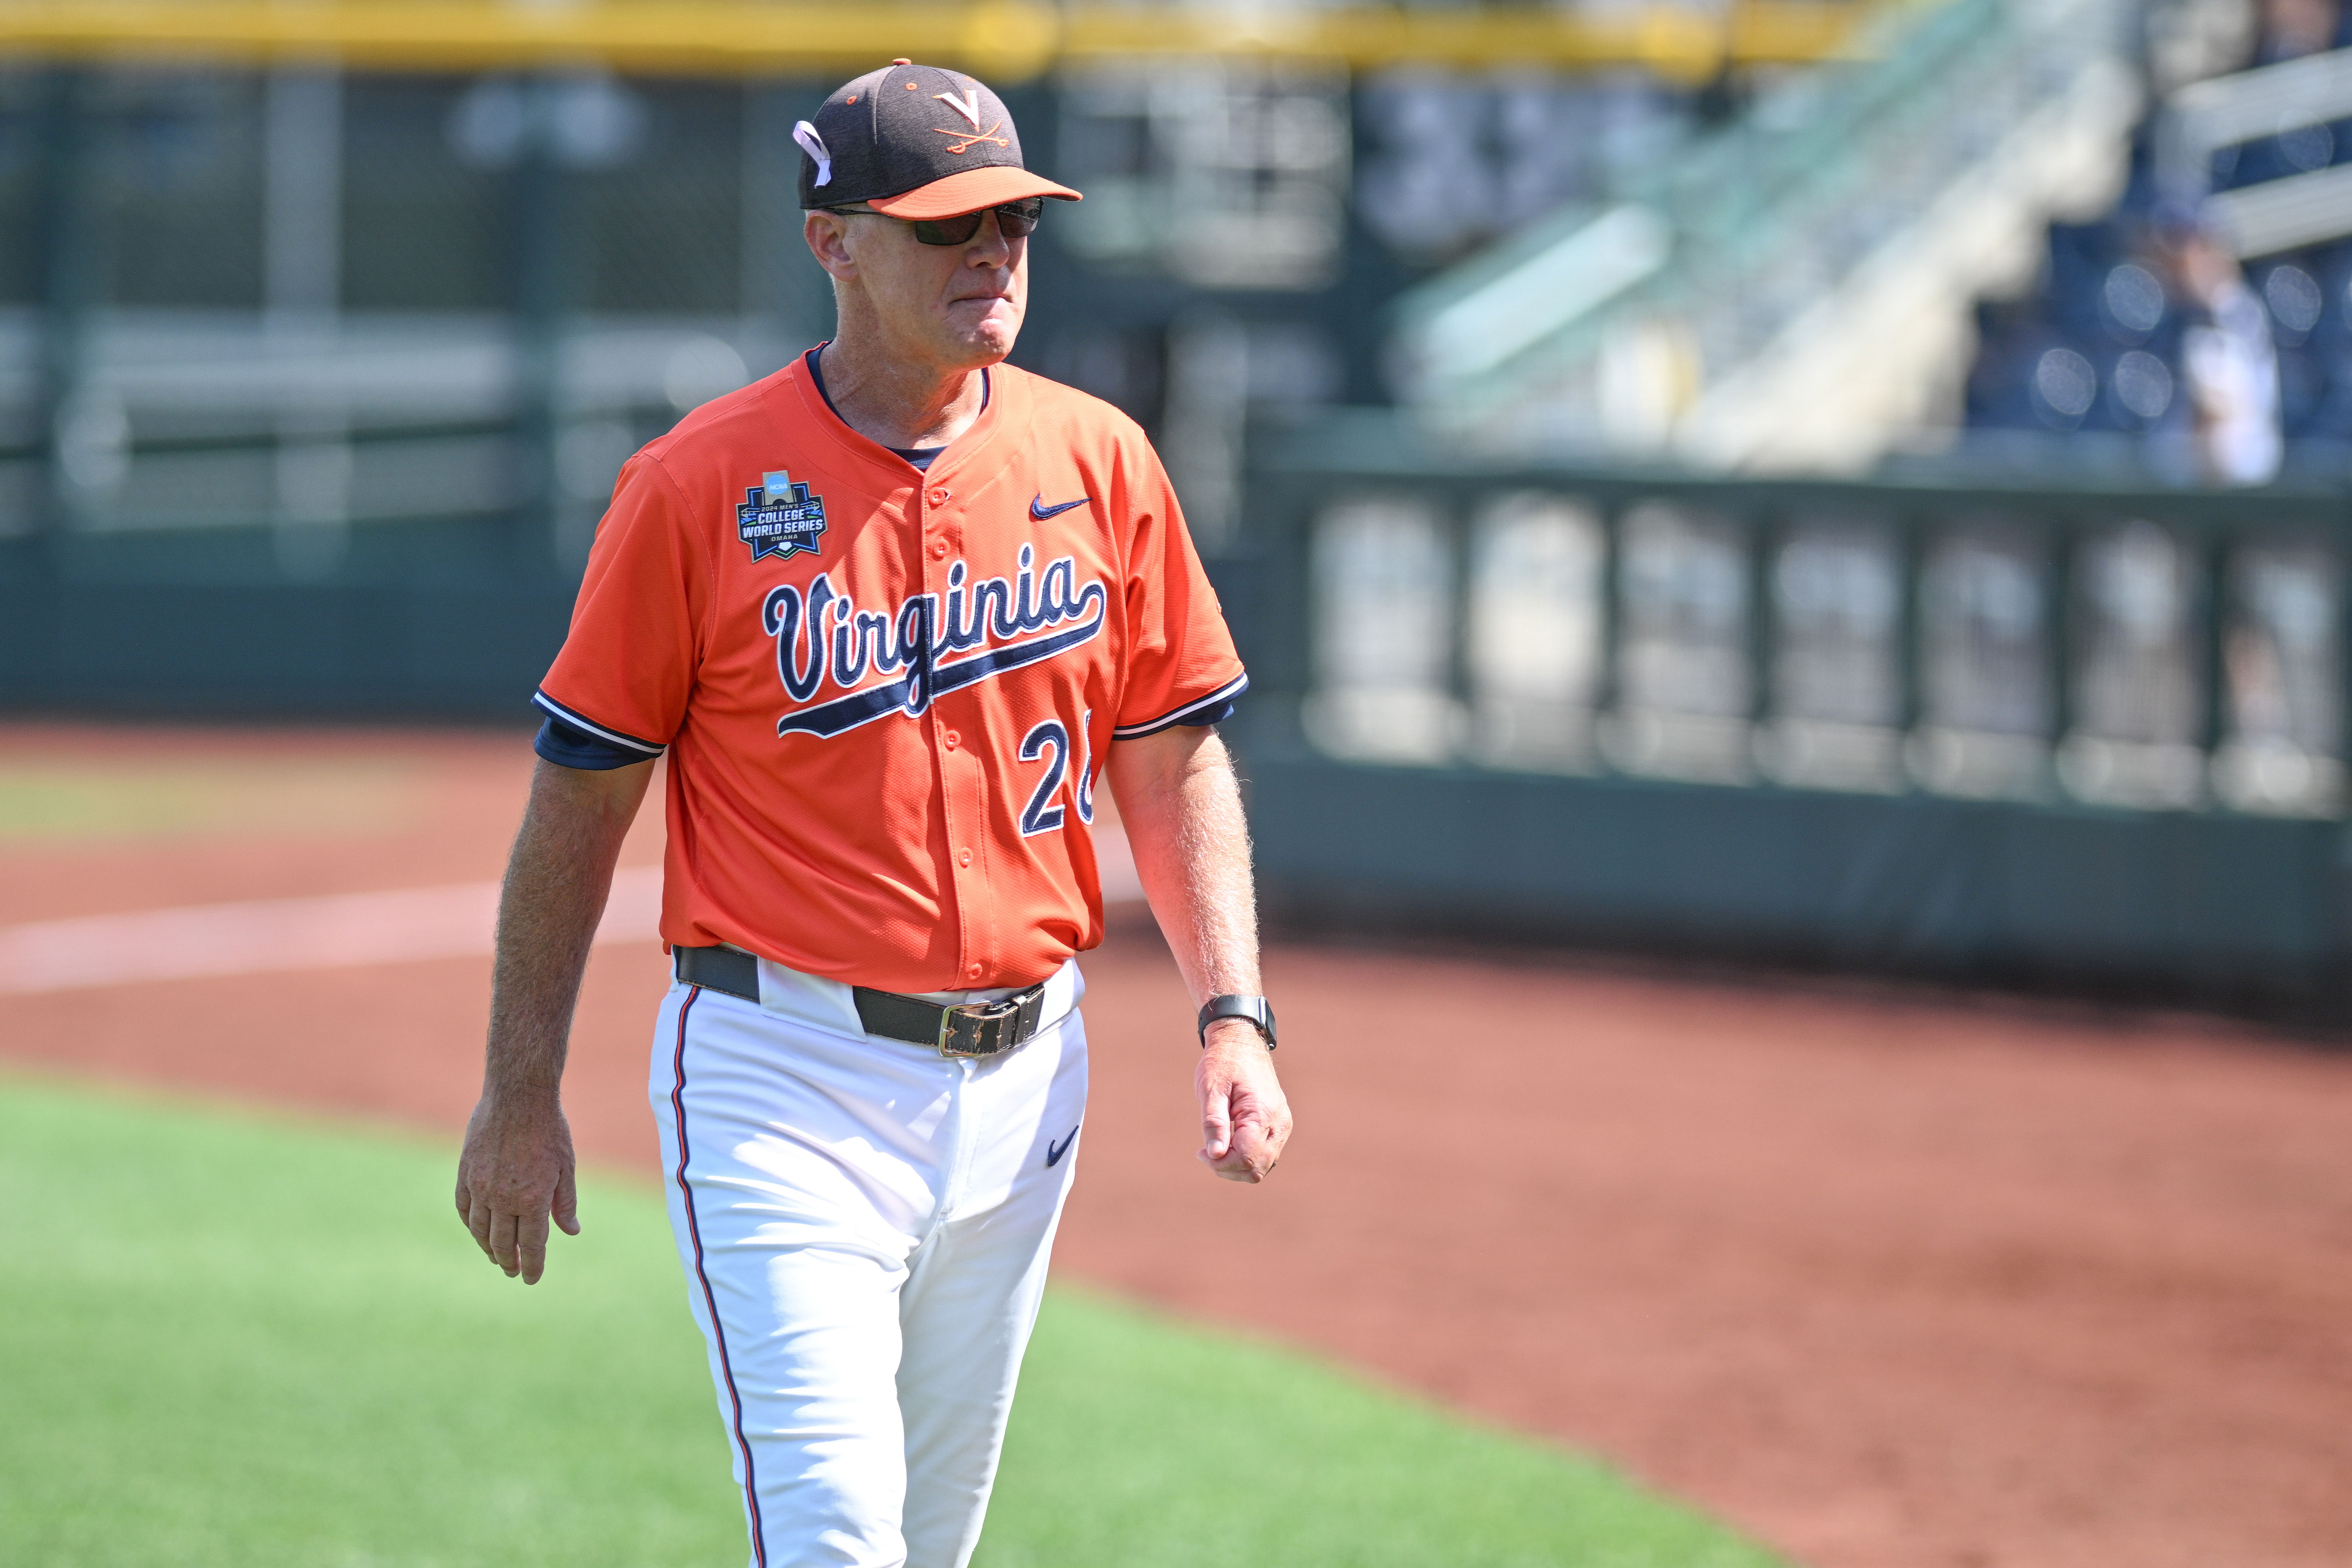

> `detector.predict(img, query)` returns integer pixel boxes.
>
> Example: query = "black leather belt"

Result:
[674,945,1049,1059]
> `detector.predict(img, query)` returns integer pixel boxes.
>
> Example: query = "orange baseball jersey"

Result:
[534,352,1247,992]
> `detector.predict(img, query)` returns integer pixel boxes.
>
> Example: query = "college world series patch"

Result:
[738,470,827,562]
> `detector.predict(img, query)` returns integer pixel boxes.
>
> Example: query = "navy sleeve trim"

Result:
[1113,672,1249,740]
[531,690,666,756]
[535,717,653,771]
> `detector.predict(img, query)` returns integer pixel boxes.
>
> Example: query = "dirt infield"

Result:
[4,723,2350,1568]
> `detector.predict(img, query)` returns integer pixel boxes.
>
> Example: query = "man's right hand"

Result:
[454,1093,580,1284]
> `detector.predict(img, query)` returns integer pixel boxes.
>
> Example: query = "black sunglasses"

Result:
[827,197,1045,247]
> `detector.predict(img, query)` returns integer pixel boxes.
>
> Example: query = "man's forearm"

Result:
[483,757,654,1101]
[1110,725,1289,1181]
[1110,728,1260,1005]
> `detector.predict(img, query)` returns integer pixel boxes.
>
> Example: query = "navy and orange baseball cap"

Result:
[794,59,1081,218]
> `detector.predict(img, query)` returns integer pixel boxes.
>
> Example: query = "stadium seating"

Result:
[1965,10,2352,481]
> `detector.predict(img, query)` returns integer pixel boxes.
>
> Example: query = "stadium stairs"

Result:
[1388,0,2143,473]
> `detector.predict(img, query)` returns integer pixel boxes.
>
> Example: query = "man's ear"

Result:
[805,211,857,282]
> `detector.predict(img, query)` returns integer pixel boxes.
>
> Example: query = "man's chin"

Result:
[950,323,1021,368]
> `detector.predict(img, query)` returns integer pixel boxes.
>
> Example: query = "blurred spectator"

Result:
[2155,210,2284,484]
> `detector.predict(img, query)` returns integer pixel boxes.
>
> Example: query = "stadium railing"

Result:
[1227,411,2352,1024]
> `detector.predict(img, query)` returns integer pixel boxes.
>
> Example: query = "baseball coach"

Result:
[454,56,1293,1568]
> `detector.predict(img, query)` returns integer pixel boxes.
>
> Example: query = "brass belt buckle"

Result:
[938,996,1023,1058]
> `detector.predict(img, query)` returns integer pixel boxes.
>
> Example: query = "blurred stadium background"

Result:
[5,0,2352,1014]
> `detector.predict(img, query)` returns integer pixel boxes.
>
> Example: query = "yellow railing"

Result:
[0,1,1895,82]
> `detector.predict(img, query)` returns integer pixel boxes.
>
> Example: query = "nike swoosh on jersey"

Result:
[1046,1126,1079,1167]
[1030,494,1090,520]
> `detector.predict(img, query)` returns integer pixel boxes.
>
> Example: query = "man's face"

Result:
[809,208,1028,371]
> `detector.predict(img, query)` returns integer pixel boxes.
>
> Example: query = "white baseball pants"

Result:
[647,956,1088,1568]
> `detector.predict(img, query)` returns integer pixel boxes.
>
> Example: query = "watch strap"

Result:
[1197,994,1276,1048]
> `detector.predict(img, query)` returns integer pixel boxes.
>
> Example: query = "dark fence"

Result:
[0,503,576,719]
[1231,414,2352,1024]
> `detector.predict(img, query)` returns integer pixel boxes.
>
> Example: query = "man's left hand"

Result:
[1196,1019,1291,1182]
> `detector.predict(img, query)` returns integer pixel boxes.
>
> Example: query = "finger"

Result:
[1199,1143,1246,1178]
[1232,1108,1289,1178]
[454,1167,473,1223]
[1202,1120,1262,1180]
[466,1191,496,1258]
[1207,1150,1262,1183]
[1199,1080,1233,1162]
[1258,1110,1292,1161]
[516,1208,552,1286]
[553,1163,581,1238]
[489,1207,520,1276]
[1226,1121,1272,1178]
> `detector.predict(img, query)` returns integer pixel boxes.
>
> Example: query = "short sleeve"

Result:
[1112,442,1248,739]
[534,452,707,756]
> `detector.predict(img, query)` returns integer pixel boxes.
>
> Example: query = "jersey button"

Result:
[929,488,950,506]
[967,962,983,980]
[942,729,960,749]
[958,848,973,867]
[929,540,948,560]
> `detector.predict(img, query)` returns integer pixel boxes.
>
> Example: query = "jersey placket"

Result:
[921,477,997,986]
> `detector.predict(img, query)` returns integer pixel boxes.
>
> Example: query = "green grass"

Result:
[0,1077,1783,1568]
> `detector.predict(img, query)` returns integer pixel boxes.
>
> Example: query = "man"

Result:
[452,57,1292,1568]
[2153,206,2281,487]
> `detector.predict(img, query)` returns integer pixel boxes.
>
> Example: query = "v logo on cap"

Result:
[933,90,985,130]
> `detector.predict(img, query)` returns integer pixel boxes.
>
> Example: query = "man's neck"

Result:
[817,333,989,452]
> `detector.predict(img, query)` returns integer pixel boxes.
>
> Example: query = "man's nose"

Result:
[967,211,1014,264]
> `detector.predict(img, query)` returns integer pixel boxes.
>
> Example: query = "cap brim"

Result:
[868,166,1082,218]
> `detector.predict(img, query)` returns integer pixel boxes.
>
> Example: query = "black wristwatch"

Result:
[1197,995,1276,1049]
